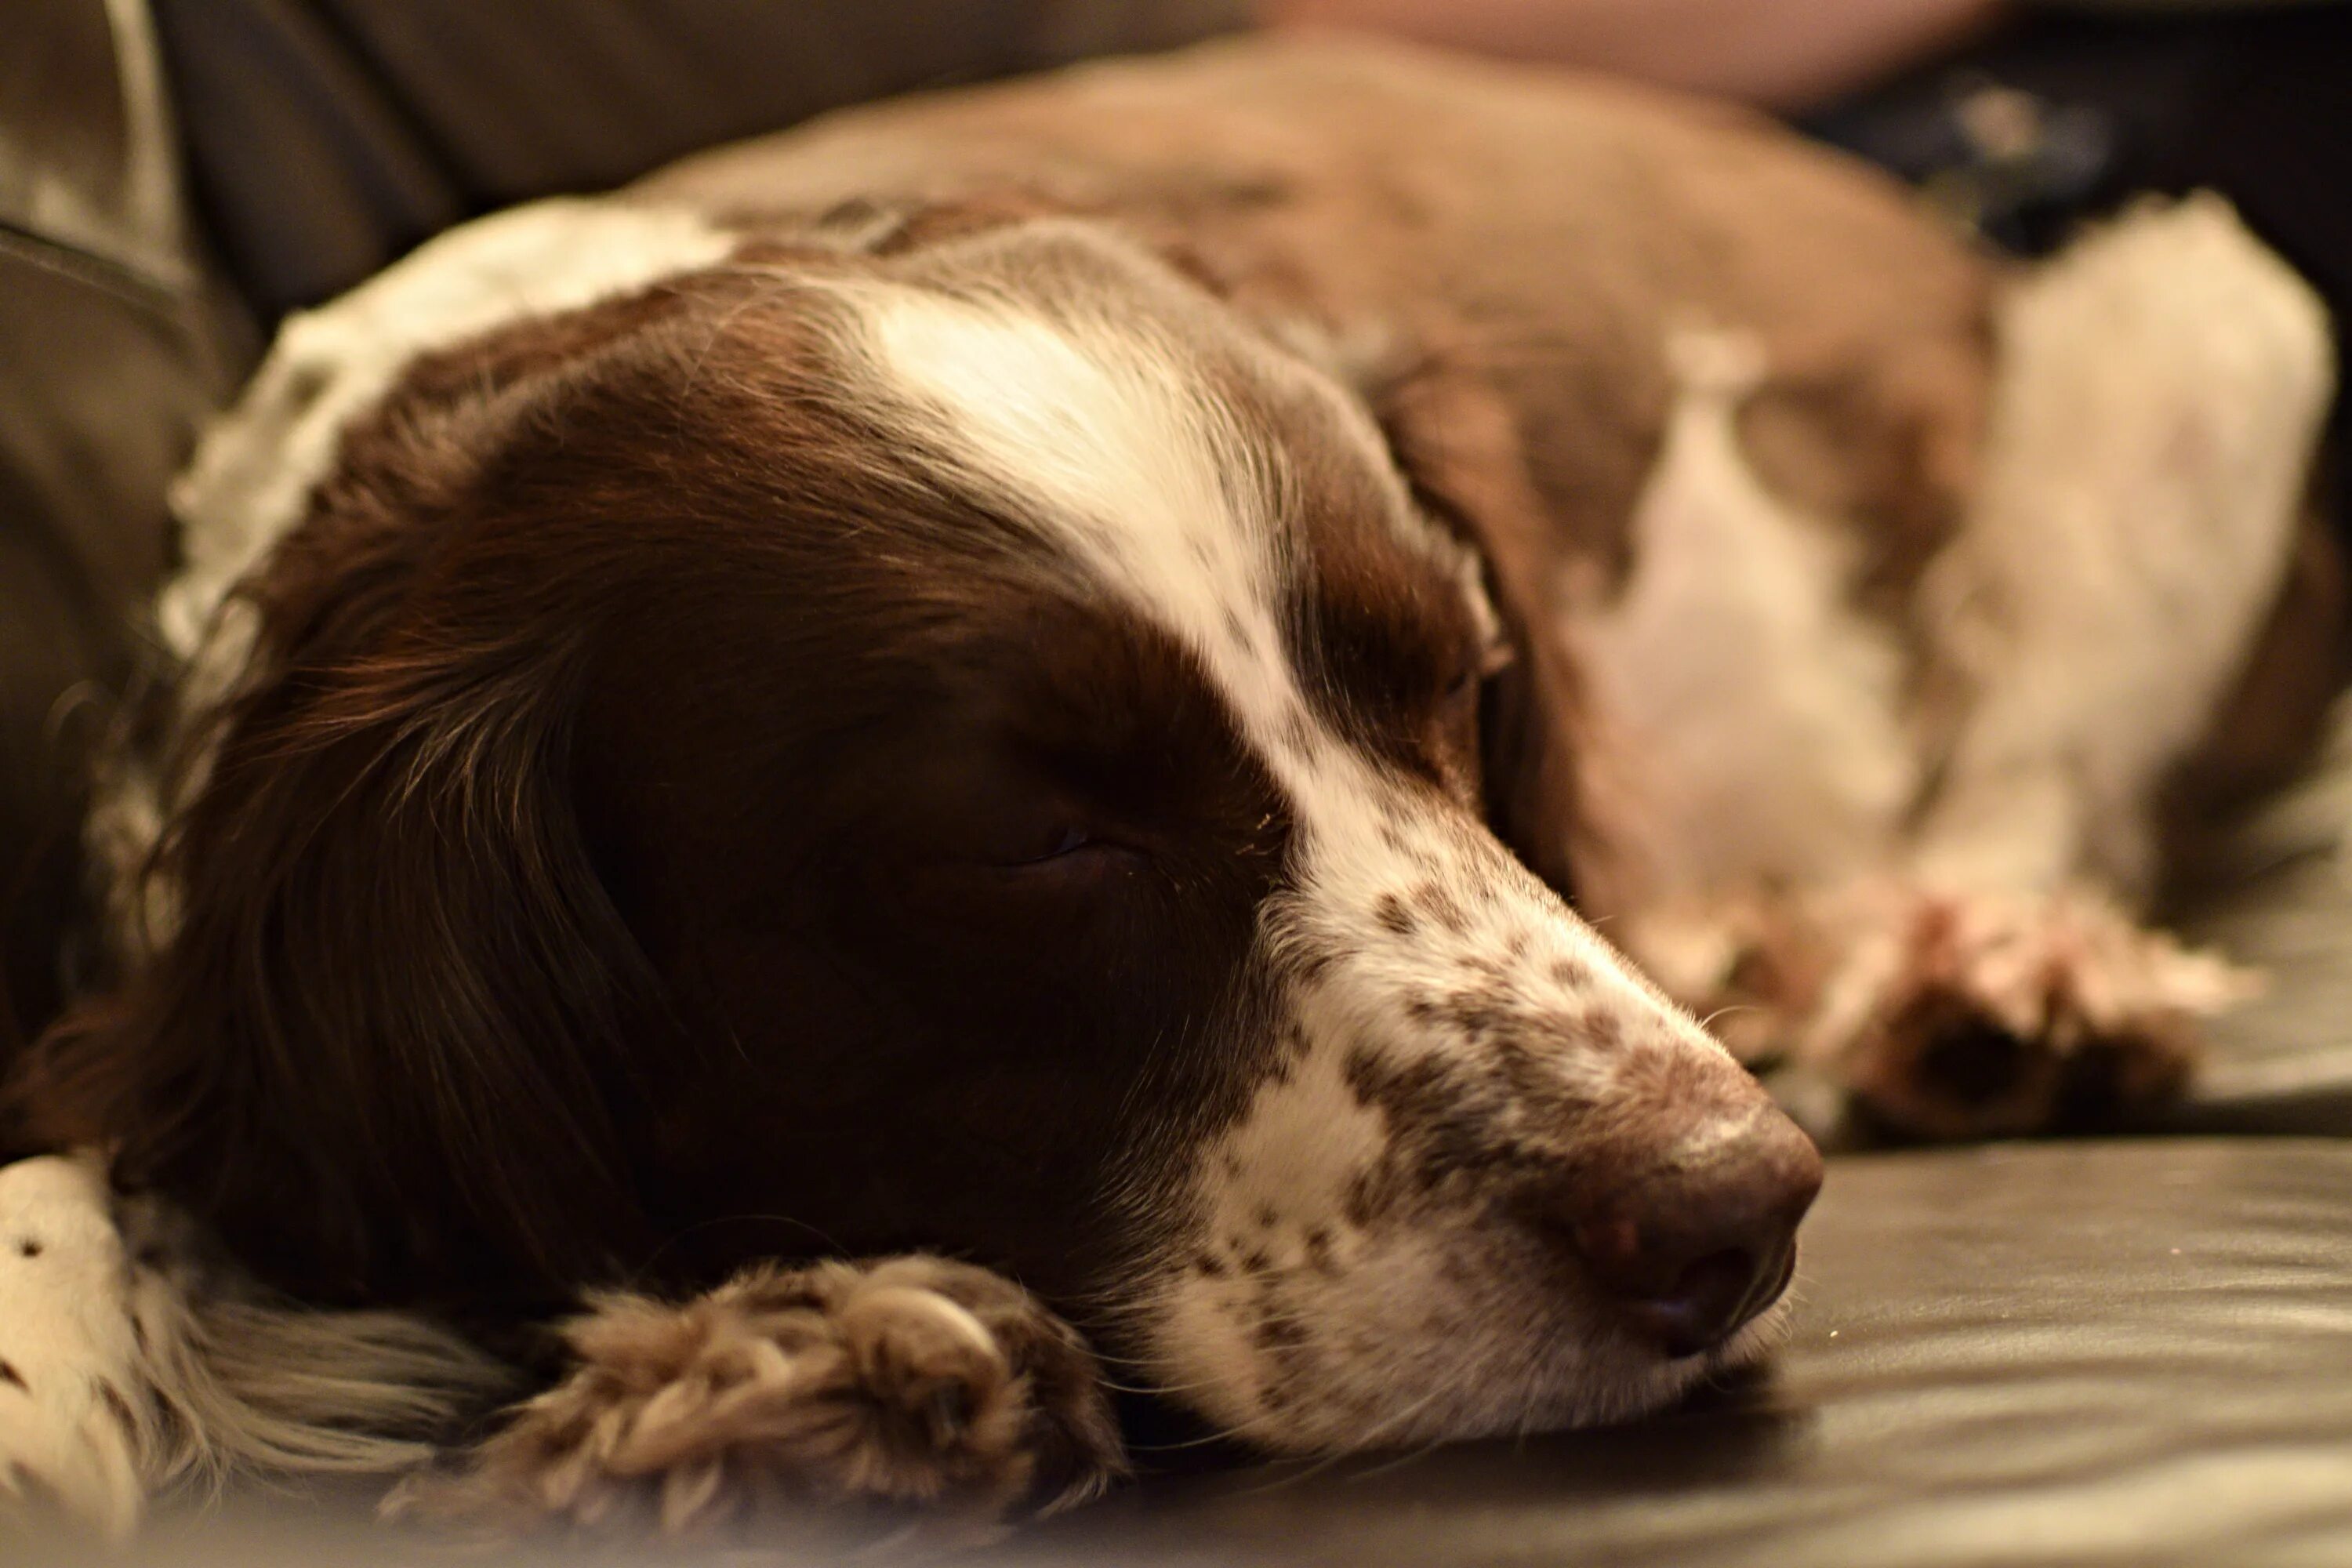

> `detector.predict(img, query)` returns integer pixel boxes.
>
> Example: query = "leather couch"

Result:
[5,2,2349,1563]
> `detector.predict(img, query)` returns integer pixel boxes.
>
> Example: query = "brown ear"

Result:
[19,610,667,1305]
[1365,351,1646,916]
[10,361,682,1305]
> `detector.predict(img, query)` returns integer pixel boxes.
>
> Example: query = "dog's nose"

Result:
[1548,1105,1822,1357]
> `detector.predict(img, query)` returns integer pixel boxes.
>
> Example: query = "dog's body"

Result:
[1,34,2336,1544]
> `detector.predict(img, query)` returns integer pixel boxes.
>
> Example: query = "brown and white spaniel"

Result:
[0,33,2334,1548]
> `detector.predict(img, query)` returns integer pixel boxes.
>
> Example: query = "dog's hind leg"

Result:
[1909,194,2333,899]
[397,1255,1125,1547]
[1788,198,2332,1138]
[1626,877,2260,1140]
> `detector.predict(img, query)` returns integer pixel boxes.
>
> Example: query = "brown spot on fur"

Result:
[1303,1227,1337,1274]
[1410,881,1470,935]
[96,1379,136,1432]
[1432,989,1508,1040]
[1344,1045,1519,1201]
[1290,943,1340,986]
[1251,1305,1309,1359]
[4,1460,60,1507]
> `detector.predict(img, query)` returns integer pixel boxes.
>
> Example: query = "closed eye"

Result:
[1012,822,1094,865]
[982,817,1151,881]
[990,836,1150,896]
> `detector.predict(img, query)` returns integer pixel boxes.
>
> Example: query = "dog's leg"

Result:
[1911,195,2334,898]
[1795,881,2256,1138]
[0,1151,511,1543]
[1821,198,2334,1134]
[1628,880,2259,1138]
[0,1154,155,1541]
[1639,200,2331,1137]
[397,1256,1124,1544]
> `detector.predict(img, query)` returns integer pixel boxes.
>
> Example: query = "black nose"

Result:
[1546,1105,1823,1358]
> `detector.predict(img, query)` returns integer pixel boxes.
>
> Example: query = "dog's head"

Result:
[29,207,1817,1453]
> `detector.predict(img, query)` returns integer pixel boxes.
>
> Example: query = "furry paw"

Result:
[1806,887,2256,1138]
[0,1156,153,1543]
[1,1151,517,1549]
[396,1257,1124,1544]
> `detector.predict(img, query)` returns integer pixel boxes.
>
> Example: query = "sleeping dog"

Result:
[1,32,2334,1544]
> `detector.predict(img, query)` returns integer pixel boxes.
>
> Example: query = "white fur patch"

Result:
[1914,196,2334,895]
[1578,328,1917,898]
[0,1155,150,1539]
[861,281,1335,745]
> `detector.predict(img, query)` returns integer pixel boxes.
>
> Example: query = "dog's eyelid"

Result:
[989,834,1152,883]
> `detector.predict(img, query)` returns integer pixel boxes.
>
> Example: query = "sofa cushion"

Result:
[0,0,238,1047]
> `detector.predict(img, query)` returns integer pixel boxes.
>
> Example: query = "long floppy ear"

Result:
[25,616,666,1306]
[1363,350,1650,917]
[14,409,673,1309]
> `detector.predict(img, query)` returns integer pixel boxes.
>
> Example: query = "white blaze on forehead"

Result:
[858,284,1495,804]
[859,289,1309,745]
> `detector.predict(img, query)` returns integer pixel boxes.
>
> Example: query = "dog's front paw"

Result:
[0,1156,154,1544]
[1808,887,2256,1138]
[395,1256,1123,1544]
